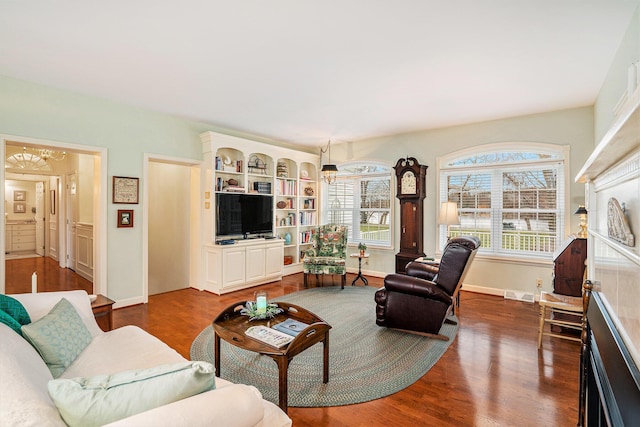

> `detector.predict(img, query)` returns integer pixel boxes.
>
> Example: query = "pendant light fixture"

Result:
[320,140,338,184]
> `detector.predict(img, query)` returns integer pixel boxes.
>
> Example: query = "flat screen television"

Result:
[216,193,273,239]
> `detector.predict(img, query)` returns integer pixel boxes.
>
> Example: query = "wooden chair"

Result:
[537,291,583,348]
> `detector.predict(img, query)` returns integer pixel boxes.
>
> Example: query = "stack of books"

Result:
[272,319,309,337]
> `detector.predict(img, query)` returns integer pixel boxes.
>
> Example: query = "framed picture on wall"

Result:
[14,191,26,201]
[112,176,139,204]
[117,209,134,228]
[14,202,26,213]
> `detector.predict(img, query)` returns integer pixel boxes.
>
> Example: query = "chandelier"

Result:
[320,140,338,184]
[25,147,67,161]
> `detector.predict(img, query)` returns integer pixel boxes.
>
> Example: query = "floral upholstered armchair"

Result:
[303,224,348,289]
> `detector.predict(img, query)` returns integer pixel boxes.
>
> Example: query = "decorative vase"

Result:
[277,161,288,178]
[360,249,365,257]
[284,232,292,245]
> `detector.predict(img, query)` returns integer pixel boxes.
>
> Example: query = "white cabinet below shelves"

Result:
[203,239,284,295]
[6,223,36,252]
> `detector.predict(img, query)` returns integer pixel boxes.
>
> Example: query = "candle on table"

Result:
[32,272,37,293]
[256,291,267,314]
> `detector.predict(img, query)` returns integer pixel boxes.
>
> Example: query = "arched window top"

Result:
[441,142,567,169]
[337,161,390,177]
[5,152,52,171]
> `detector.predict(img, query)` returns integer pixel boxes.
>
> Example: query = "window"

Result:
[5,151,51,171]
[438,143,568,258]
[323,162,392,247]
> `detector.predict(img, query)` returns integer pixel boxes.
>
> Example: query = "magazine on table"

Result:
[272,318,309,337]
[245,325,293,348]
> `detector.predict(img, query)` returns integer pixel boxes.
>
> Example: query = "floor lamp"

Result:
[438,202,460,240]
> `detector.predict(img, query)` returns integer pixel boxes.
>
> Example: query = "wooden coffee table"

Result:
[212,301,331,413]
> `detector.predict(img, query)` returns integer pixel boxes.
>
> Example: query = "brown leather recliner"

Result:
[375,236,481,339]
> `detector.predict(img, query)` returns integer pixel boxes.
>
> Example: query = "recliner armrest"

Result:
[405,261,439,280]
[383,274,451,305]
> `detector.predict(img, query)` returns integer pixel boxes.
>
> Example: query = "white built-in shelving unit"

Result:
[201,132,319,291]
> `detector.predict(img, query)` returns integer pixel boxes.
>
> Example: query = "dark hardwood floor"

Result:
[5,257,580,426]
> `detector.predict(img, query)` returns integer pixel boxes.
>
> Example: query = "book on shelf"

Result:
[224,186,246,193]
[272,318,309,337]
[245,325,293,348]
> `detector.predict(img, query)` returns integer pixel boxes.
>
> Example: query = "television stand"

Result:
[203,239,284,295]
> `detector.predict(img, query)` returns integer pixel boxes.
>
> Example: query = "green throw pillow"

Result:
[0,308,23,335]
[48,361,216,427]
[21,298,92,378]
[0,294,31,326]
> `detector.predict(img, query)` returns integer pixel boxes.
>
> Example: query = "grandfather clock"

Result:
[394,157,428,273]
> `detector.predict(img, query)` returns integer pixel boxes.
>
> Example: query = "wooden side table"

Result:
[350,253,369,286]
[213,301,331,413]
[91,294,115,331]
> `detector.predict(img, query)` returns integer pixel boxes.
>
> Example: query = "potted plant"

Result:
[358,242,367,256]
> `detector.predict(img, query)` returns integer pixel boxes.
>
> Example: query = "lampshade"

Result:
[438,202,460,226]
[575,205,588,238]
[574,205,588,215]
[320,140,337,184]
[321,163,338,184]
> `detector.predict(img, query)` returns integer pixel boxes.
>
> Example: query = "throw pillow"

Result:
[0,294,31,326]
[0,308,22,335]
[48,361,216,427]
[21,298,92,378]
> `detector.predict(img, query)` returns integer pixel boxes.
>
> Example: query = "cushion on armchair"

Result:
[303,224,347,272]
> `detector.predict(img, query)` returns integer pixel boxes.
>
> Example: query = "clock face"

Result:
[401,171,417,195]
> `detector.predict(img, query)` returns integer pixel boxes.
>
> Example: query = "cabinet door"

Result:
[203,248,222,292]
[5,226,12,252]
[246,246,266,282]
[223,248,246,287]
[265,243,284,277]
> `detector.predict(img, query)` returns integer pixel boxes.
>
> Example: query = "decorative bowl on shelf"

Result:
[304,186,314,196]
[276,201,287,209]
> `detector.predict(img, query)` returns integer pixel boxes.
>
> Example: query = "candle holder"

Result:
[240,292,283,321]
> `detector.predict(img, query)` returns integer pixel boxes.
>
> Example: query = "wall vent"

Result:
[504,290,535,303]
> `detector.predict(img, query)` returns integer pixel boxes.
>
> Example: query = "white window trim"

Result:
[436,142,571,259]
[321,160,394,249]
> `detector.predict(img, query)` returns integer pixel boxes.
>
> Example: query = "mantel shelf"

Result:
[576,89,640,183]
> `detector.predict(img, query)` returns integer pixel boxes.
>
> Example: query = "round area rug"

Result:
[190,286,458,407]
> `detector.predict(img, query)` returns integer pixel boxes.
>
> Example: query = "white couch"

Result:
[0,290,292,427]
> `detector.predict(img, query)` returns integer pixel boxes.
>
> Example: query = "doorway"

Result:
[144,155,201,301]
[4,178,48,260]
[1,136,107,295]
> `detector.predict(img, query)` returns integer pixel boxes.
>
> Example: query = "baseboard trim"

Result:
[113,296,144,309]
[461,283,504,297]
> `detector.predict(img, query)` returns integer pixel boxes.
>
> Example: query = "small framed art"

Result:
[117,209,134,228]
[14,202,26,213]
[14,190,26,201]
[113,176,139,204]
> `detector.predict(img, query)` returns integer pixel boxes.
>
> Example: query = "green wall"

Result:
[0,75,209,301]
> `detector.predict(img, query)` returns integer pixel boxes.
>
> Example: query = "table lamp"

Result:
[575,205,588,238]
[438,202,460,240]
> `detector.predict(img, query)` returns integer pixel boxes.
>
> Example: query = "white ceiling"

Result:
[0,1,637,147]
